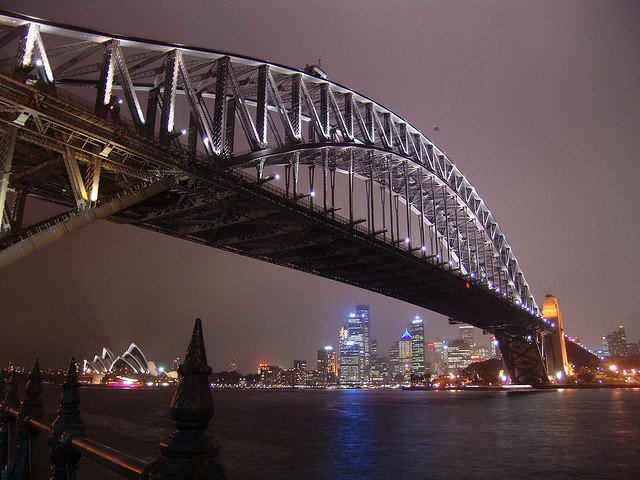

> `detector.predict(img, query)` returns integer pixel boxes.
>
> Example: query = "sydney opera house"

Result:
[82,343,177,386]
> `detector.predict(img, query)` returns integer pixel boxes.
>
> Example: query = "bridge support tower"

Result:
[541,294,570,382]
[496,332,548,386]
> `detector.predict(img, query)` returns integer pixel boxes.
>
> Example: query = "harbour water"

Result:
[38,387,639,479]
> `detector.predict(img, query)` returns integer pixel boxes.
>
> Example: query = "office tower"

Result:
[459,325,474,345]
[399,329,413,375]
[389,341,400,375]
[370,339,378,364]
[339,306,371,382]
[356,305,371,376]
[327,347,337,380]
[317,346,337,382]
[258,364,282,386]
[603,326,628,357]
[410,316,426,375]
[434,340,448,376]
[445,339,472,371]
[489,336,499,359]
[471,346,490,363]
[317,349,327,376]
[293,360,306,371]
[425,342,437,375]
[339,341,361,384]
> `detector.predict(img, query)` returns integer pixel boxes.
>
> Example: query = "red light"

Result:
[465,282,471,288]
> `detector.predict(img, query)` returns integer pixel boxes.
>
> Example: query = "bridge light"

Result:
[203,136,210,144]
[404,237,410,243]
[310,191,316,197]
[421,246,426,251]
[35,58,43,66]
[465,282,471,288]
[180,128,187,135]
[274,173,280,180]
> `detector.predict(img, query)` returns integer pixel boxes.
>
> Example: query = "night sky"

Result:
[1,0,638,373]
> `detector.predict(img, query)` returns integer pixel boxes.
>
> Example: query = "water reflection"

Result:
[36,387,640,480]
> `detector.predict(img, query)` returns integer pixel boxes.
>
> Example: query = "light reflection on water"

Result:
[36,387,640,479]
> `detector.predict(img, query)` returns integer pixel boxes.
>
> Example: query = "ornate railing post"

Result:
[9,359,44,479]
[150,318,226,479]
[0,369,18,471]
[48,358,86,480]
[0,368,12,470]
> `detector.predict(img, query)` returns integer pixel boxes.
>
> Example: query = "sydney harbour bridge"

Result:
[0,11,591,385]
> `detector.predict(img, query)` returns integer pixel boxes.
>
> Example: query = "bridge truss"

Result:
[0,11,553,384]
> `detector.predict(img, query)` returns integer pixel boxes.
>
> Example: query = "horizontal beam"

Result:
[0,181,169,268]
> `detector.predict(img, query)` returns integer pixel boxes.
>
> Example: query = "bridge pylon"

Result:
[496,331,548,386]
[541,294,571,382]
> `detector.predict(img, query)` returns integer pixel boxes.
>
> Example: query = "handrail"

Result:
[2,406,146,476]
[70,437,149,479]
[25,416,51,435]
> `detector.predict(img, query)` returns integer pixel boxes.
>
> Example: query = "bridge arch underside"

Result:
[115,145,539,333]
[0,12,552,384]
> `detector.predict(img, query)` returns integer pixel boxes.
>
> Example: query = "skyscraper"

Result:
[603,326,628,357]
[339,341,361,384]
[389,341,400,376]
[410,316,426,376]
[425,342,437,375]
[489,336,500,359]
[356,304,371,377]
[459,325,474,345]
[317,346,337,383]
[338,306,371,383]
[446,339,472,371]
[434,340,448,376]
[370,339,378,364]
[399,329,413,376]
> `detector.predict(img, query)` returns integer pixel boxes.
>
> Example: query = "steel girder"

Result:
[495,333,549,386]
[0,12,553,362]
[0,11,540,316]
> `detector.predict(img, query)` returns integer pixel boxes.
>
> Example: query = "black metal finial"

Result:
[170,318,214,428]
[10,359,44,479]
[0,369,17,471]
[24,358,43,405]
[151,318,226,479]
[48,357,86,480]
[59,357,81,413]
[4,368,17,406]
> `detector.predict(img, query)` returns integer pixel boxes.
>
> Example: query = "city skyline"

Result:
[0,0,638,372]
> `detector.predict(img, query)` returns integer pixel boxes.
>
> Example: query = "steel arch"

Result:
[0,10,541,318]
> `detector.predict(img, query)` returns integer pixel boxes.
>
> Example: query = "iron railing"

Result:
[0,319,226,479]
